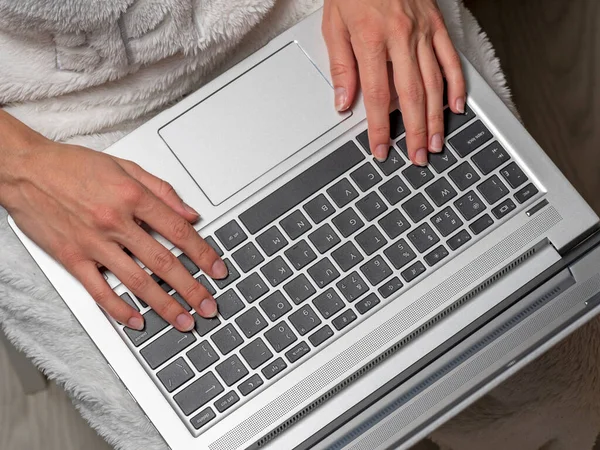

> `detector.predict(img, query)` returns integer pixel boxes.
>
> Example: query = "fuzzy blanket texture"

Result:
[2,1,598,450]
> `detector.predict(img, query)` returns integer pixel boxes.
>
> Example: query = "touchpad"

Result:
[159,42,350,205]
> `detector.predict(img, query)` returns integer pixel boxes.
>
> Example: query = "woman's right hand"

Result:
[0,111,227,332]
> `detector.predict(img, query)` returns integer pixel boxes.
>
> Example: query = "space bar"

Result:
[239,141,365,234]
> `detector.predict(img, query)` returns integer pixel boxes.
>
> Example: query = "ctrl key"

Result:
[190,407,216,430]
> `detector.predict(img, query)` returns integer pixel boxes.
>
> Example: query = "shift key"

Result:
[174,372,224,416]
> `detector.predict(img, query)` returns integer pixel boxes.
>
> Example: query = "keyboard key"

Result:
[424,245,449,267]
[235,307,268,338]
[396,137,408,157]
[213,259,240,290]
[332,208,365,238]
[309,325,334,347]
[355,225,387,255]
[210,324,243,355]
[355,293,380,315]
[232,242,264,273]
[351,162,382,191]
[332,242,364,272]
[157,357,194,393]
[260,291,292,322]
[190,407,216,430]
[360,255,393,286]
[289,305,322,335]
[214,391,240,413]
[402,165,434,189]
[140,328,196,370]
[378,277,403,299]
[236,272,269,303]
[429,146,457,173]
[285,342,311,363]
[384,238,417,269]
[356,192,388,221]
[280,210,312,240]
[445,104,475,134]
[262,357,287,380]
[174,372,224,416]
[492,198,517,219]
[261,256,293,287]
[379,176,411,205]
[177,253,200,277]
[431,206,463,237]
[187,341,220,372]
[470,214,494,235]
[239,338,273,370]
[284,240,317,270]
[454,191,486,221]
[256,226,288,257]
[304,194,335,224]
[150,273,172,294]
[375,147,405,176]
[449,161,481,191]
[500,162,528,189]
[215,220,247,251]
[215,355,249,387]
[198,275,216,296]
[327,178,359,208]
[120,292,139,311]
[401,261,427,283]
[337,271,368,302]
[332,309,357,330]
[389,109,406,139]
[124,310,168,347]
[309,224,341,254]
[402,193,434,223]
[284,274,316,305]
[408,223,440,253]
[472,141,510,175]
[238,374,263,396]
[449,120,492,157]
[378,210,411,240]
[515,183,539,204]
[308,258,340,288]
[205,236,223,257]
[478,175,509,205]
[215,289,245,320]
[193,314,221,337]
[264,321,297,352]
[425,177,458,207]
[356,129,371,154]
[447,229,472,251]
[313,289,345,319]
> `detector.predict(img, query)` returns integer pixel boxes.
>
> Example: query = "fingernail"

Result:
[415,148,428,166]
[176,313,195,331]
[127,316,144,331]
[199,298,218,318]
[430,133,443,153]
[374,144,388,162]
[182,201,199,217]
[456,97,466,114]
[212,259,228,279]
[335,87,347,111]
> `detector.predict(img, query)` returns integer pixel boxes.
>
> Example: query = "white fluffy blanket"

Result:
[3,1,597,449]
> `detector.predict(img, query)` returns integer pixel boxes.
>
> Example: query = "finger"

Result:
[417,40,445,153]
[433,27,466,114]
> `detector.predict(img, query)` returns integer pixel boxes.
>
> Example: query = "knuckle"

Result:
[401,80,425,104]
[369,124,391,140]
[364,85,390,105]
[126,270,148,293]
[329,59,352,79]
[152,249,176,275]
[355,22,385,52]
[409,124,428,140]
[170,218,192,242]
[445,49,463,71]
[429,10,446,31]
[157,298,179,319]
[57,246,84,267]
[181,280,203,302]
[90,286,111,306]
[428,110,445,126]
[92,206,123,231]
[389,14,414,38]
[157,179,175,198]
[120,180,144,205]
[424,70,444,91]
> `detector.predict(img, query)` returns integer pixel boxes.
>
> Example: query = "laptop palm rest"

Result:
[159,42,351,206]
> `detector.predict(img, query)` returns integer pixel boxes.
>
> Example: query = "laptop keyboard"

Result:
[113,103,540,434]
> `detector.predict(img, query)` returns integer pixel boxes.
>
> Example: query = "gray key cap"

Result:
[356,192,388,221]
[210,324,243,355]
[378,277,403,299]
[157,357,194,393]
[187,340,220,372]
[375,147,405,176]
[304,194,335,224]
[454,191,486,221]
[384,238,417,269]
[236,272,269,303]
[120,292,139,311]
[402,193,434,223]
[492,198,516,219]
[425,178,457,207]
[449,161,481,191]
[215,289,245,320]
[309,224,341,254]
[431,206,463,237]
[355,293,380,315]
[351,162,382,192]
[332,241,364,272]
[477,175,509,205]
[514,183,539,204]
[445,104,475,134]
[285,342,311,363]
[214,391,240,413]
[402,165,434,190]
[215,220,247,251]
[401,261,427,283]
[174,372,224,416]
[312,288,345,319]
[307,258,340,288]
[280,210,312,240]
[309,325,334,347]
[262,357,287,380]
[178,253,200,276]
[447,229,472,251]
[260,291,292,322]
[240,338,273,369]
[327,178,359,208]
[284,240,317,270]
[337,271,368,302]
[379,176,411,205]
[289,305,321,336]
[500,162,528,189]
[429,146,457,173]
[360,255,393,286]
[150,273,172,294]
[378,210,410,240]
[124,310,168,347]
[190,407,216,430]
[283,274,316,305]
[355,225,387,255]
[198,275,216,296]
[213,259,240,290]
[232,242,264,273]
[332,309,357,330]
[215,354,249,386]
[408,223,440,253]
[472,141,510,175]
[449,120,492,157]
[256,226,288,257]
[470,214,494,235]
[141,328,196,369]
[261,256,293,287]
[238,374,263,396]
[357,110,405,153]
[264,321,297,352]
[424,245,449,266]
[205,236,223,257]
[332,208,365,238]
[235,307,268,338]
[193,314,221,337]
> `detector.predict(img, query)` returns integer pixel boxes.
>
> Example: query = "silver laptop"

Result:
[9,8,600,450]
